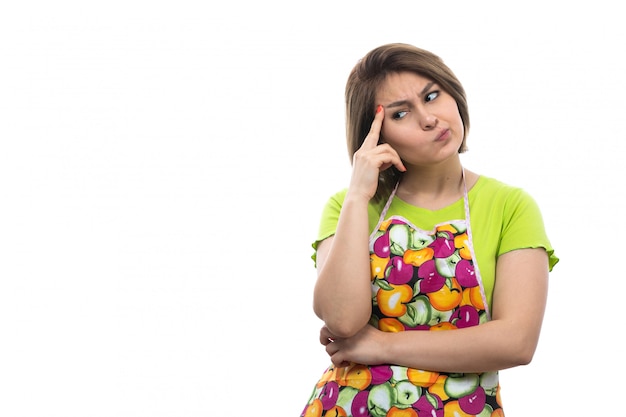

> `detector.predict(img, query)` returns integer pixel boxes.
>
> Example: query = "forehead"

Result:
[376,71,434,101]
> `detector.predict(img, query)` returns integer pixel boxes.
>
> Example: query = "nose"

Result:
[418,109,438,130]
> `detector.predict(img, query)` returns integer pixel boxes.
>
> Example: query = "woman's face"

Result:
[375,71,464,168]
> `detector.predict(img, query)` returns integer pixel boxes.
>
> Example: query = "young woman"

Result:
[300,43,558,417]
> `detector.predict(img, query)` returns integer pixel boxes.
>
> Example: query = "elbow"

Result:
[508,335,539,367]
[323,316,369,339]
[313,302,370,338]
[313,294,371,339]
[515,345,537,366]
[511,352,533,367]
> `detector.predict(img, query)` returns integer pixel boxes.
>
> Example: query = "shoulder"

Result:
[471,175,535,205]
[469,175,547,232]
[327,188,348,205]
[318,189,347,220]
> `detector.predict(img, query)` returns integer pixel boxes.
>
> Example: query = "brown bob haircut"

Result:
[345,43,470,203]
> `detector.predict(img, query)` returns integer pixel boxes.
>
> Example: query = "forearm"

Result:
[313,194,373,337]
[382,319,541,373]
[366,249,549,373]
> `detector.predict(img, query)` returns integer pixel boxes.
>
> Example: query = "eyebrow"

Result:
[385,81,436,108]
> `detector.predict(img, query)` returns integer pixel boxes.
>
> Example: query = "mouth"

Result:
[435,129,450,141]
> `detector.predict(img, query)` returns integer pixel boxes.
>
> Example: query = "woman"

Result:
[301,43,558,417]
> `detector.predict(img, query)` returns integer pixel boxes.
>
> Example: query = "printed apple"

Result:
[444,374,479,399]
[458,386,486,414]
[387,256,414,284]
[373,232,391,258]
[427,277,462,312]
[351,390,371,417]
[410,229,435,250]
[434,252,462,279]
[336,386,359,413]
[370,253,391,280]
[417,260,445,293]
[479,371,499,396]
[377,284,413,317]
[344,364,372,390]
[455,258,478,287]
[370,365,393,385]
[303,398,323,417]
[395,380,421,405]
[316,366,337,388]
[429,231,455,258]
[413,391,443,417]
[476,404,494,417]
[320,381,339,410]
[388,407,418,417]
[407,368,439,388]
[378,318,405,333]
[388,224,410,255]
[450,305,480,328]
[391,366,408,383]
[454,232,472,260]
[325,405,348,417]
[399,295,431,327]
[403,247,434,268]
[367,382,396,417]
[428,307,453,326]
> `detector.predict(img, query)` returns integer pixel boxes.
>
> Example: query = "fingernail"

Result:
[376,105,383,114]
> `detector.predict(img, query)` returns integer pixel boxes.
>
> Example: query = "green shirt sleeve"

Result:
[498,187,559,270]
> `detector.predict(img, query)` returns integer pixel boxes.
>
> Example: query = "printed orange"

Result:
[407,368,440,387]
[387,406,418,417]
[428,374,450,401]
[443,400,471,417]
[379,317,405,333]
[303,399,323,417]
[427,278,462,311]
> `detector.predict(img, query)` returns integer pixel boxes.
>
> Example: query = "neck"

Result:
[395,164,466,210]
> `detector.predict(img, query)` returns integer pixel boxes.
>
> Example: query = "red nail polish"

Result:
[376,105,383,113]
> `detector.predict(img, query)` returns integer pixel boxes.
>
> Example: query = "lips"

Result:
[435,128,450,141]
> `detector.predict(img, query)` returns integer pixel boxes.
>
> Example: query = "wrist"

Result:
[344,190,373,205]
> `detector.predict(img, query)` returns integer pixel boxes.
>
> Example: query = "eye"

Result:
[425,91,439,102]
[392,110,408,120]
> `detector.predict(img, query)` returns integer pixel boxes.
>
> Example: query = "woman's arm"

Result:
[313,200,372,338]
[313,106,405,338]
[322,247,549,372]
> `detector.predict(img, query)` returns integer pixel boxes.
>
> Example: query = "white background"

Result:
[1,1,624,416]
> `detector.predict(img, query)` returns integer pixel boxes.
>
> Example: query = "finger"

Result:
[363,143,406,173]
[330,353,350,368]
[320,335,335,346]
[325,341,338,357]
[360,104,385,150]
[319,331,329,346]
[319,326,336,345]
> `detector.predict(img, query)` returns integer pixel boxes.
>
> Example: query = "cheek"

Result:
[450,106,464,130]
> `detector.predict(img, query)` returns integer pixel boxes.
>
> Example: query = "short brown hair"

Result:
[345,43,469,203]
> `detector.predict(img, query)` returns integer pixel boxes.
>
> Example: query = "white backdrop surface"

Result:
[1,1,624,416]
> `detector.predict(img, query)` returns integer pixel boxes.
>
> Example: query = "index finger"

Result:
[361,104,385,149]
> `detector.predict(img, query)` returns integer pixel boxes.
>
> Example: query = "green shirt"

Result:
[312,176,558,310]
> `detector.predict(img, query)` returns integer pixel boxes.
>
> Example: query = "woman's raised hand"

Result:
[348,105,406,201]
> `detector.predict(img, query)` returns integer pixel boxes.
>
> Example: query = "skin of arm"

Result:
[313,107,406,338]
[312,207,372,338]
[321,247,549,373]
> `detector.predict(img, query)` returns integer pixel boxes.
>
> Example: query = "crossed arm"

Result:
[314,232,549,373]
